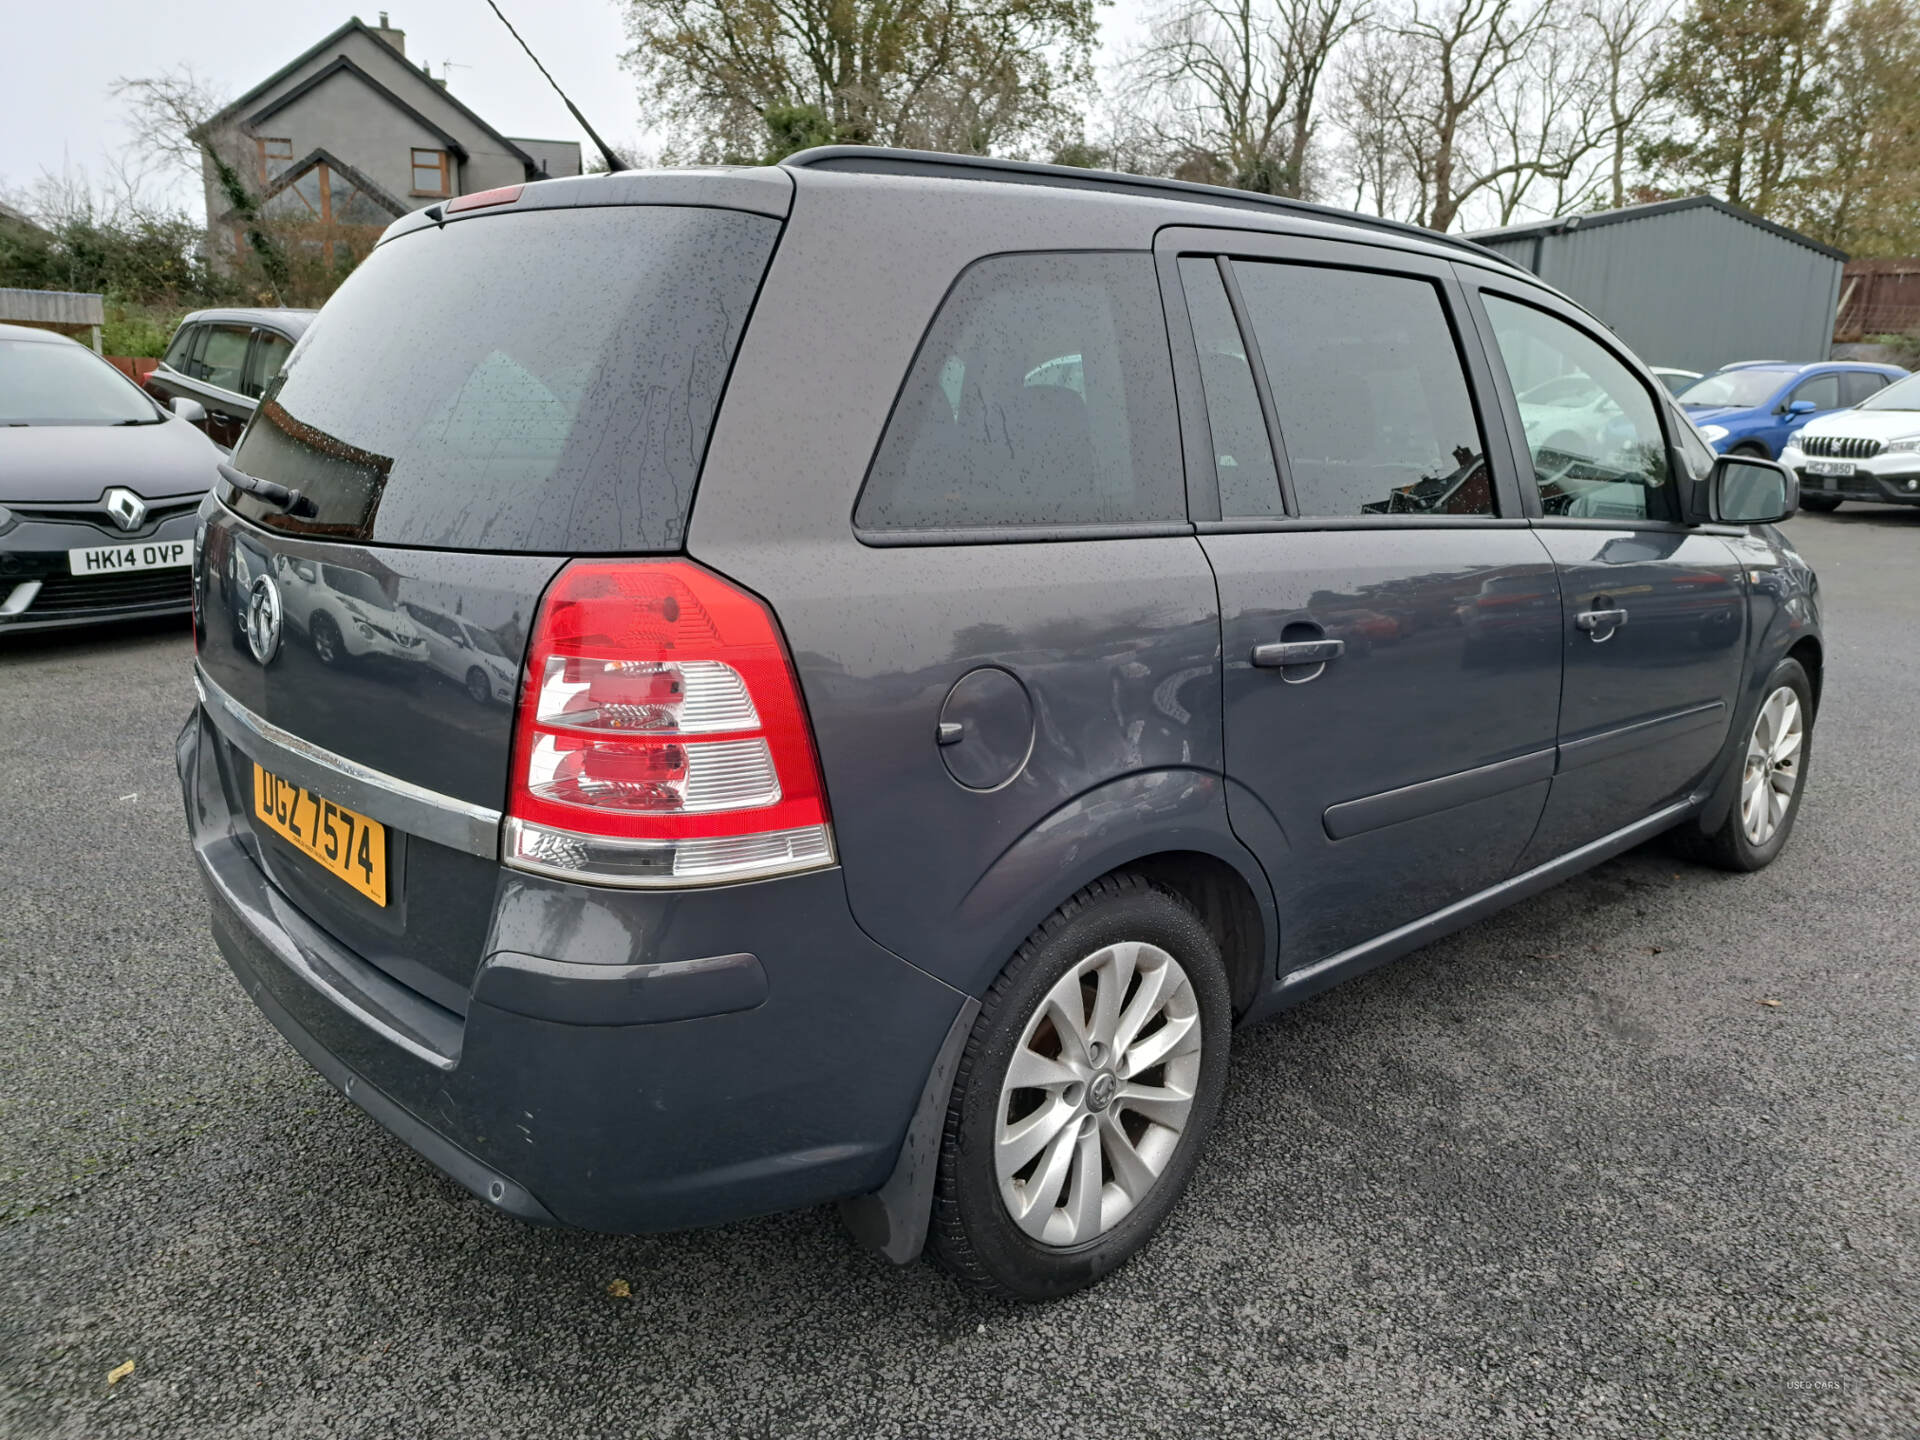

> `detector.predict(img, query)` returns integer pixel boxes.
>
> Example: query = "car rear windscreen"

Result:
[225,205,779,552]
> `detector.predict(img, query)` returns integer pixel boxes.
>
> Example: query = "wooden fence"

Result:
[1835,259,1920,341]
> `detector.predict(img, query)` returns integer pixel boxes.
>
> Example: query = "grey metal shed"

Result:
[1467,197,1846,374]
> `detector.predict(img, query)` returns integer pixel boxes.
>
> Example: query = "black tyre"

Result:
[465,665,492,705]
[1731,441,1771,459]
[1799,495,1842,513]
[929,873,1231,1301]
[310,612,345,667]
[1676,658,1813,872]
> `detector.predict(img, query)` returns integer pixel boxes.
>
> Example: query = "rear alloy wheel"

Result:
[310,613,344,667]
[1677,658,1813,872]
[930,874,1230,1301]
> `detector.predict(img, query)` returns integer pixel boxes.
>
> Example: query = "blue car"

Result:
[1677,361,1907,457]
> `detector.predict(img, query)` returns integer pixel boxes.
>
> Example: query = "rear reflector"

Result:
[447,184,523,213]
[504,561,833,887]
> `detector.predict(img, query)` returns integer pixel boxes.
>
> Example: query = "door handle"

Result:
[1575,608,1629,635]
[1251,638,1346,667]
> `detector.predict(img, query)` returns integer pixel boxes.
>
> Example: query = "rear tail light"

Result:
[446,184,523,213]
[503,561,833,887]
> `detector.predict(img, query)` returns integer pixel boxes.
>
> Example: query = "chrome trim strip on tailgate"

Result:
[195,664,503,858]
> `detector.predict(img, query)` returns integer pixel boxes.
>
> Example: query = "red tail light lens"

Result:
[504,561,833,887]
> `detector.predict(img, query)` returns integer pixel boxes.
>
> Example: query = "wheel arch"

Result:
[1694,626,1821,835]
[1127,850,1270,1020]
[943,769,1278,1019]
[1787,634,1823,716]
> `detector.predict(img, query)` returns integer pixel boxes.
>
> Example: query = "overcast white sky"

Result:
[0,0,1152,217]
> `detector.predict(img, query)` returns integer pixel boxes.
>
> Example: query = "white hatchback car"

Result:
[1781,371,1920,511]
[276,555,427,666]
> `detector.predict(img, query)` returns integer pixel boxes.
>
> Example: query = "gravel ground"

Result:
[1,509,1915,1438]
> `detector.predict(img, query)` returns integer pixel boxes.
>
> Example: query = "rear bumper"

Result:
[178,707,966,1233]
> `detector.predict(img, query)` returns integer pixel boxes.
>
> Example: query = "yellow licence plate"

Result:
[252,763,388,906]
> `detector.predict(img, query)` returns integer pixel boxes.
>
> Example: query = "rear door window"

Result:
[1179,256,1281,517]
[226,205,780,552]
[855,252,1183,533]
[199,325,252,393]
[1231,261,1492,517]
[244,330,294,398]
[1481,294,1674,521]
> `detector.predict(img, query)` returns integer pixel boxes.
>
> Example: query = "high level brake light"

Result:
[504,561,834,887]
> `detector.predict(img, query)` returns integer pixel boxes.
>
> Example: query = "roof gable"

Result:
[247,56,471,161]
[209,17,535,176]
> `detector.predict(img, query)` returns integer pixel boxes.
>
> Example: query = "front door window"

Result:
[1482,295,1673,521]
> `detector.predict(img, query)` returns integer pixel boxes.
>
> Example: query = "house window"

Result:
[257,136,293,183]
[253,160,391,271]
[411,148,449,196]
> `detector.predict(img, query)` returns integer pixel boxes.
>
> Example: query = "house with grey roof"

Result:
[201,12,580,268]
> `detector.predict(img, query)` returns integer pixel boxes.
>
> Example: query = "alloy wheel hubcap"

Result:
[1741,684,1803,846]
[994,940,1202,1248]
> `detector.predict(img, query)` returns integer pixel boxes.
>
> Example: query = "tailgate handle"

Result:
[1576,607,1629,638]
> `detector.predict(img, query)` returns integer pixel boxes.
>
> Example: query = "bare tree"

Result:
[1582,0,1669,208]
[1124,0,1369,196]
[1331,0,1559,230]
[1329,28,1421,217]
[1476,14,1612,223]
[112,67,290,301]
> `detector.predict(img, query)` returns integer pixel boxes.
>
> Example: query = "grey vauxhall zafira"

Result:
[178,148,1822,1300]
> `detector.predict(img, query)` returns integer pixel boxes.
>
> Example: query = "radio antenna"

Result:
[481,0,628,173]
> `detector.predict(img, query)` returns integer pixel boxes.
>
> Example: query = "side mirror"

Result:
[171,396,208,424]
[1785,399,1817,416]
[1712,453,1797,525]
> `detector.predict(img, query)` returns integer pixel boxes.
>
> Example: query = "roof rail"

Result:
[779,146,1519,269]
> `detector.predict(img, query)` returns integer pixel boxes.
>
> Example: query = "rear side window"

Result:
[1840,372,1886,406]
[227,206,779,552]
[1232,262,1492,518]
[856,252,1183,533]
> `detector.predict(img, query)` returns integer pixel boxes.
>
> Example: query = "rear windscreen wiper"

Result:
[217,461,315,517]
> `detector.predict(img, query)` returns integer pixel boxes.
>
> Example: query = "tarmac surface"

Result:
[2,506,1915,1437]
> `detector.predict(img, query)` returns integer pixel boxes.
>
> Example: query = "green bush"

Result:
[101,306,186,358]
